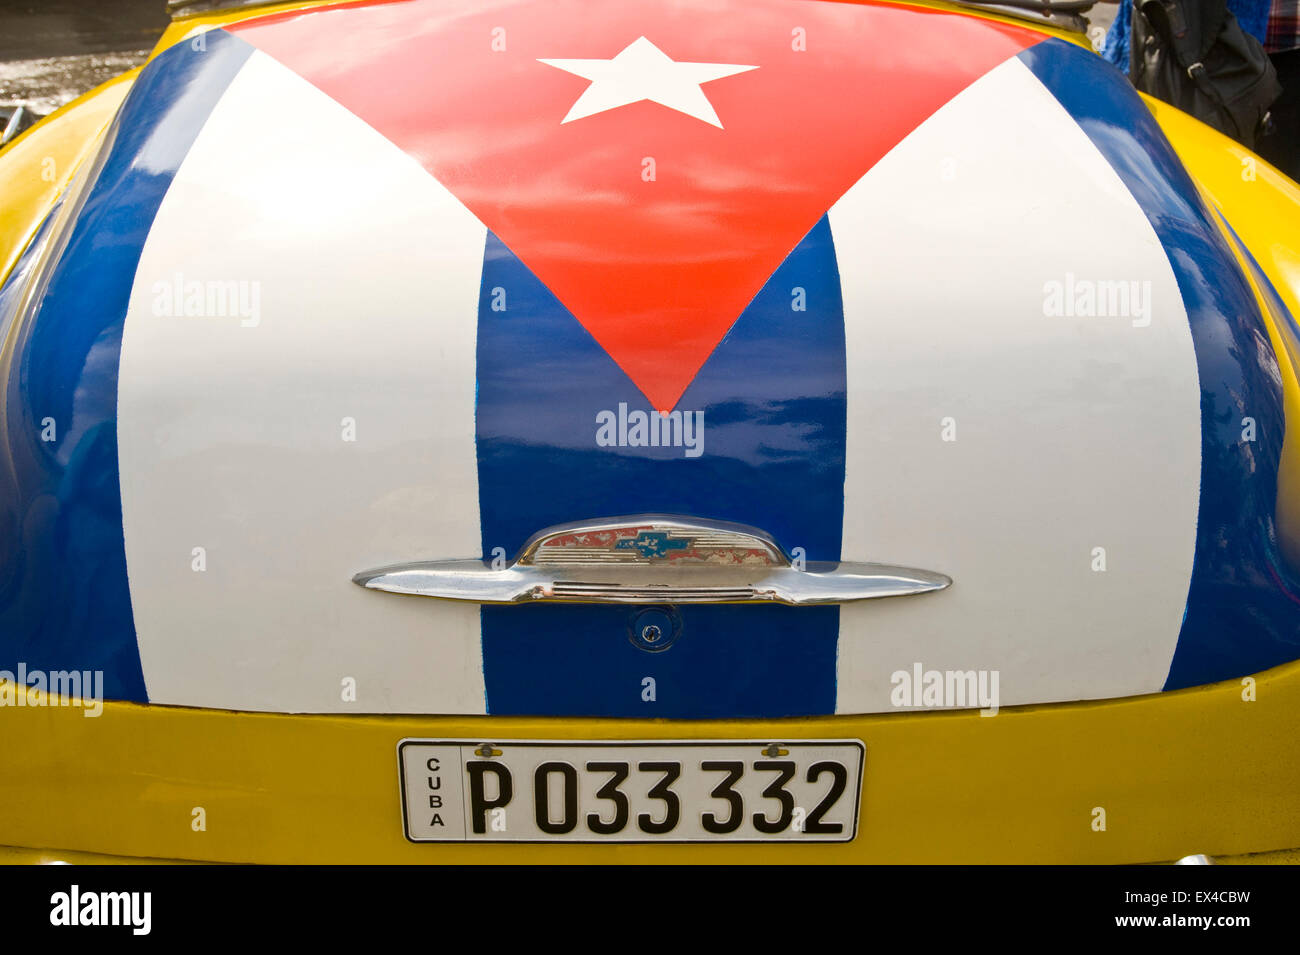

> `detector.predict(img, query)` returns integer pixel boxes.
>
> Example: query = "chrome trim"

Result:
[0,106,37,148]
[168,0,282,17]
[353,515,951,606]
[167,0,1094,34]
[949,1,1092,33]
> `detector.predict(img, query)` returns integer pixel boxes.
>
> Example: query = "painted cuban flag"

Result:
[3,0,1288,718]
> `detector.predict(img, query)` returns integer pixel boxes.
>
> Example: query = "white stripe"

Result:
[119,51,488,712]
[831,58,1201,713]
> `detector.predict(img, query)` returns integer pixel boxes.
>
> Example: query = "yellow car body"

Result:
[2,0,1298,863]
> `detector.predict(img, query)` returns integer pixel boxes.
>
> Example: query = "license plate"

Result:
[398,739,864,843]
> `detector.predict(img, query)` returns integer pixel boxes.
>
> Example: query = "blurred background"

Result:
[0,0,168,115]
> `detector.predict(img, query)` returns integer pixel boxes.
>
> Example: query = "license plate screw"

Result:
[474,743,502,758]
[761,743,789,758]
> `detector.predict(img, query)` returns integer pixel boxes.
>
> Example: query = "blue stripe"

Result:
[475,217,847,717]
[1019,39,1299,689]
[0,204,61,358]
[0,32,253,701]
[1218,214,1300,611]
[1223,215,1300,360]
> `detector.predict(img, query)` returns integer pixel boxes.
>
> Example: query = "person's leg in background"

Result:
[1258,3,1300,181]
[1257,50,1300,180]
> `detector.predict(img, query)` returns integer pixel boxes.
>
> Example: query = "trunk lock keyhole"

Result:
[628,606,681,652]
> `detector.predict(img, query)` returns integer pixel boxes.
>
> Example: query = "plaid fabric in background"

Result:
[1268,0,1300,52]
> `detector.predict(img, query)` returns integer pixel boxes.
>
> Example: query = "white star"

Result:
[538,36,757,128]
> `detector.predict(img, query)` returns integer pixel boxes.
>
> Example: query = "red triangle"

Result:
[233,0,1040,411]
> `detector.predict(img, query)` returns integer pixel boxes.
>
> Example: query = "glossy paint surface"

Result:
[831,54,1202,711]
[475,218,845,717]
[0,69,133,288]
[118,48,490,712]
[0,33,252,700]
[1021,39,1299,689]
[2,656,1299,862]
[0,0,1297,715]
[1141,95,1300,581]
[230,0,1042,412]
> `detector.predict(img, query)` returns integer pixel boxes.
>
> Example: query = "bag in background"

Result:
[1130,0,1281,148]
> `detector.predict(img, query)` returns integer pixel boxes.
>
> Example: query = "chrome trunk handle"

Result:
[353,516,950,606]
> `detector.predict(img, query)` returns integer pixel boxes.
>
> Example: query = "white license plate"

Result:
[398,739,864,843]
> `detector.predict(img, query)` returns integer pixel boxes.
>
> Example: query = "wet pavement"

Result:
[0,0,168,114]
[0,50,155,114]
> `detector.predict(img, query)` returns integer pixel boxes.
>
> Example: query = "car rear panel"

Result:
[1,0,1297,720]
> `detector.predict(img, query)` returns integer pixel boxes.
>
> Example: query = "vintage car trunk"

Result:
[1,0,1297,723]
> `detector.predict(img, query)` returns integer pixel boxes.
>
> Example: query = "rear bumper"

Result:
[2,659,1298,863]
